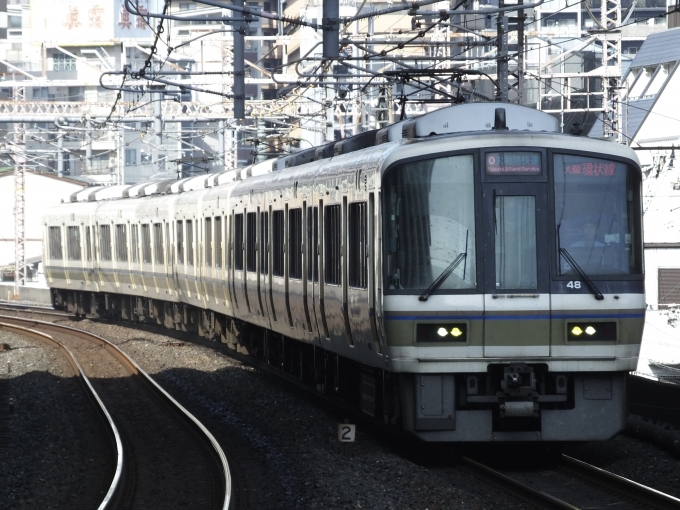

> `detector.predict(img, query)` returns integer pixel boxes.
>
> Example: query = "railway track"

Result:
[4,302,680,509]
[460,452,680,509]
[0,313,230,510]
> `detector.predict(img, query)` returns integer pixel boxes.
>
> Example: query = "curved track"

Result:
[0,313,231,510]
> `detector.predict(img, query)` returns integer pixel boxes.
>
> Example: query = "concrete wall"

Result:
[0,283,51,305]
[0,172,84,266]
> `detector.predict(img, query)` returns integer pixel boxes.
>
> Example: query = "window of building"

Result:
[260,212,268,275]
[215,217,222,269]
[115,224,128,262]
[234,214,244,270]
[99,224,112,261]
[272,210,284,276]
[53,55,76,71]
[348,202,368,288]
[658,268,680,309]
[324,205,341,285]
[307,207,318,282]
[289,208,302,279]
[154,223,165,265]
[142,224,152,263]
[125,149,137,165]
[67,226,81,261]
[205,218,212,267]
[246,212,257,272]
[186,220,194,266]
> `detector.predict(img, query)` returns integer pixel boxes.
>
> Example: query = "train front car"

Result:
[381,104,644,442]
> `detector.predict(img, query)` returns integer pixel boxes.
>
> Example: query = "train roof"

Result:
[72,103,574,203]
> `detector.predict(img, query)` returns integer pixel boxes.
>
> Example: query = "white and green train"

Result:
[44,103,645,442]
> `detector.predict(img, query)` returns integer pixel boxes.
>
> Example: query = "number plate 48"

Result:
[566,281,582,290]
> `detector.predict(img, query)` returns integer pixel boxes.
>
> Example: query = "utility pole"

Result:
[601,0,622,142]
[497,0,525,104]
[14,85,26,296]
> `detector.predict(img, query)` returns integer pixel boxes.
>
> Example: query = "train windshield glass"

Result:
[554,154,642,276]
[383,154,476,291]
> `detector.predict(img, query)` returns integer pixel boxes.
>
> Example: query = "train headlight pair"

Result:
[437,327,463,338]
[567,322,617,341]
[417,323,467,343]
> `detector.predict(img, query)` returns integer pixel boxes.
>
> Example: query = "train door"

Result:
[305,205,319,337]
[482,182,551,357]
[346,197,377,349]
[258,210,270,325]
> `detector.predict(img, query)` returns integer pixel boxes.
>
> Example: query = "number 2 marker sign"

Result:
[338,424,356,442]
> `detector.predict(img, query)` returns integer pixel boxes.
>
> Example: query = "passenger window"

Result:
[142,224,152,264]
[234,214,244,270]
[289,208,302,279]
[49,226,63,260]
[215,217,222,269]
[348,202,367,288]
[99,225,112,261]
[67,226,81,261]
[131,225,139,263]
[115,224,128,262]
[205,218,212,267]
[272,210,284,276]
[246,212,257,272]
[308,207,318,282]
[85,226,92,261]
[324,205,341,285]
[154,223,165,266]
[186,220,194,266]
[260,212,268,275]
[176,221,184,265]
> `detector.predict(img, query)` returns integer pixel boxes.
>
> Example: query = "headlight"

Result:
[567,322,616,341]
[417,323,468,343]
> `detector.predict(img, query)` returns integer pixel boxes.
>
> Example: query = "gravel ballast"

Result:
[3,313,680,509]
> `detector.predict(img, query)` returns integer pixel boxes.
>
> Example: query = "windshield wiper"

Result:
[419,252,467,302]
[559,248,604,300]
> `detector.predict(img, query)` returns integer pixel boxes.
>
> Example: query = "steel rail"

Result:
[561,455,680,510]
[0,321,124,510]
[0,314,232,510]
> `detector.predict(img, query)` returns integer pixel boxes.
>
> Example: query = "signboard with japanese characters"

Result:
[31,0,164,43]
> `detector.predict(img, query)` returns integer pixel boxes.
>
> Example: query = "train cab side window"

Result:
[215,217,222,269]
[324,204,341,285]
[348,202,368,288]
[289,208,302,279]
[142,224,152,264]
[260,212,268,275]
[67,226,81,261]
[272,210,284,276]
[49,226,63,260]
[85,226,92,261]
[154,223,165,266]
[246,212,257,272]
[115,225,128,262]
[99,225,112,261]
[205,218,212,267]
[186,220,194,266]
[234,214,244,270]
[176,221,184,265]
[131,225,139,263]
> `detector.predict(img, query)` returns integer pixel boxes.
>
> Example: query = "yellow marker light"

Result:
[571,326,583,336]
[585,326,597,335]
[437,327,448,337]
[450,327,463,337]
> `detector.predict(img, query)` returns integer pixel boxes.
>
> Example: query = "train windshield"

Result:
[383,154,477,291]
[554,154,642,276]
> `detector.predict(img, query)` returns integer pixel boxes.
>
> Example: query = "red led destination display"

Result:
[486,152,541,175]
[564,161,617,177]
